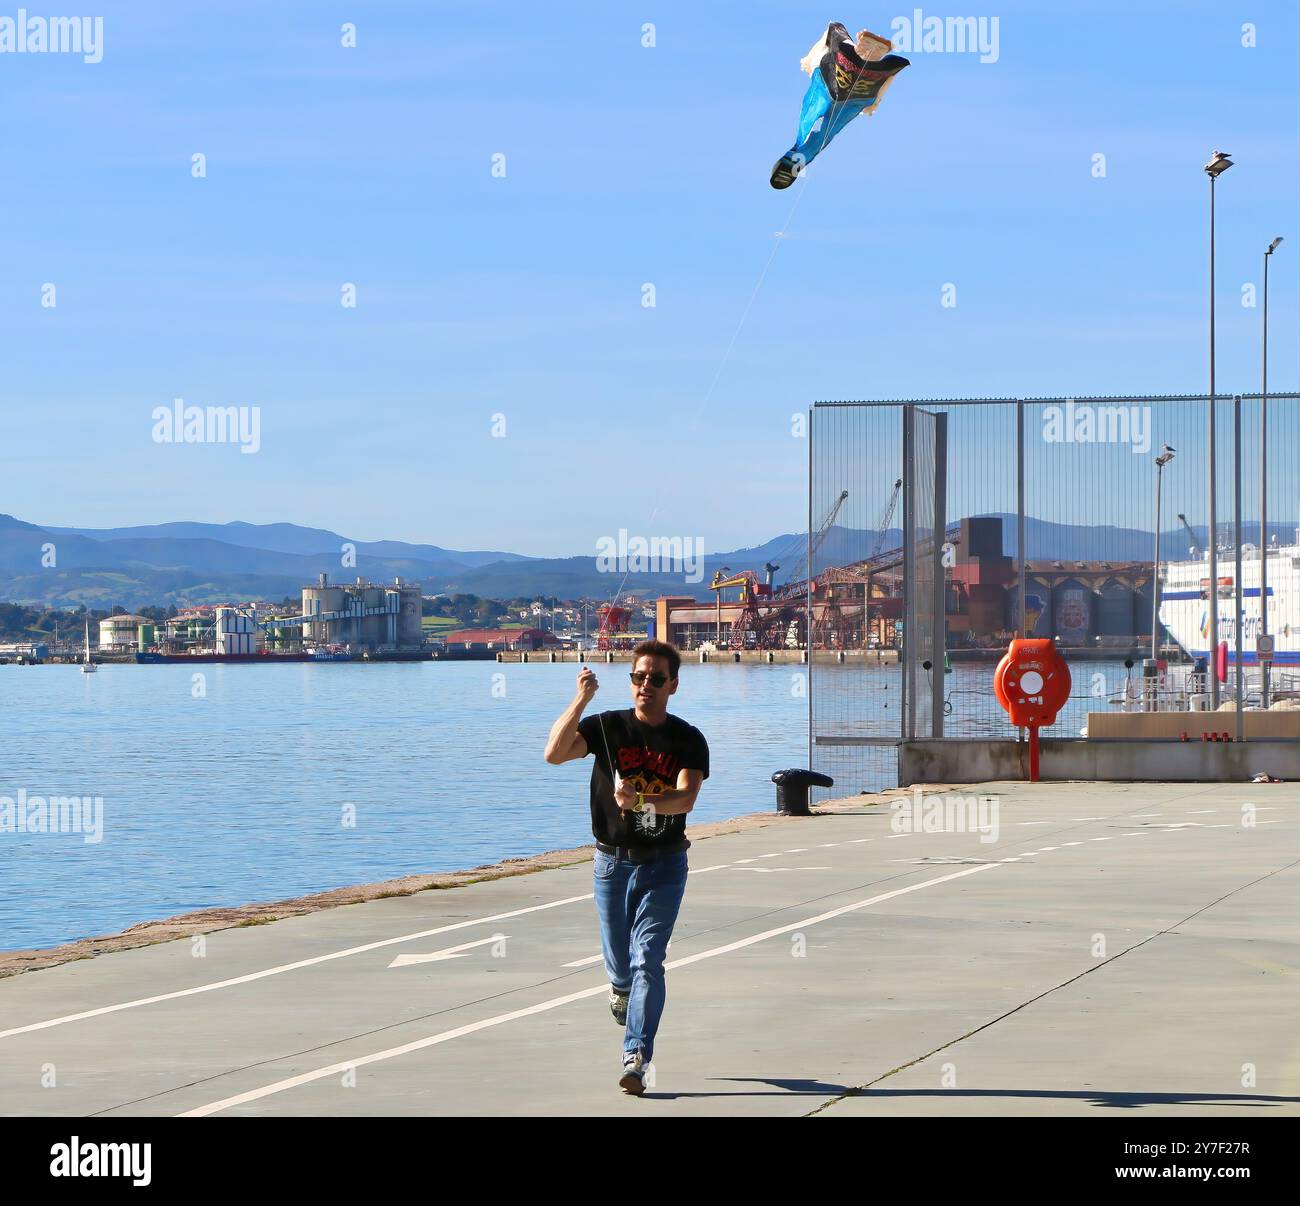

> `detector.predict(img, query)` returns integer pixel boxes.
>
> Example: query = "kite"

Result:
[770,22,910,189]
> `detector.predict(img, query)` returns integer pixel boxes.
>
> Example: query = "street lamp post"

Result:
[1261,236,1283,708]
[1205,151,1233,707]
[1153,448,1175,664]
[1234,393,1244,740]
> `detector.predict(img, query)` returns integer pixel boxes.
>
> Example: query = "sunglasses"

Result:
[629,671,670,688]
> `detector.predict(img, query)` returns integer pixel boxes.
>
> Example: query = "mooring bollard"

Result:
[771,768,835,816]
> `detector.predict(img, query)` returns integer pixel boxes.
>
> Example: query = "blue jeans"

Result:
[592,848,688,1063]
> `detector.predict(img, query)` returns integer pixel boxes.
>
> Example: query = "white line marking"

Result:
[388,935,506,968]
[1016,821,1051,826]
[561,954,605,969]
[179,864,999,1116]
[1,860,741,1041]
[0,892,596,1042]
[1188,810,1218,814]
[734,858,758,864]
[758,852,782,858]
[817,843,841,848]
[729,866,832,874]
[1091,837,1116,841]
[784,848,808,853]
[847,838,873,845]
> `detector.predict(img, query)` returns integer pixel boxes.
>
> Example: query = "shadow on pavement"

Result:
[645,1079,1300,1109]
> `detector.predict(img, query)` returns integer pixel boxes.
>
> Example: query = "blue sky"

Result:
[1,0,1296,556]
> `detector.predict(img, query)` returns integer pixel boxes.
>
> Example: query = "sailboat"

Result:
[81,618,97,674]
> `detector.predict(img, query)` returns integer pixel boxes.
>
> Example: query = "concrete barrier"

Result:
[1088,711,1300,740]
[899,738,1300,784]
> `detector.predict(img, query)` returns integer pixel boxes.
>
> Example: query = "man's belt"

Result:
[594,839,689,863]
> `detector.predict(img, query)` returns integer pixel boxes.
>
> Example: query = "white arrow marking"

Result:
[388,934,505,968]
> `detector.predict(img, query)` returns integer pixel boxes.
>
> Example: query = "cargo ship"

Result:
[135,649,313,664]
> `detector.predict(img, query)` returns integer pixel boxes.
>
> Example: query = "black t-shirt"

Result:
[577,708,709,851]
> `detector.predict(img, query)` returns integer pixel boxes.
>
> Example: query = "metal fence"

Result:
[808,393,1300,798]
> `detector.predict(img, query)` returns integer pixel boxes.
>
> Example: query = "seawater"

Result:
[0,657,1121,950]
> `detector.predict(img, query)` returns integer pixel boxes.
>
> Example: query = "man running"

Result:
[543,639,709,1095]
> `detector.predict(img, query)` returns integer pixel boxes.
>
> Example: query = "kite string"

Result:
[602,153,814,613]
[601,30,877,612]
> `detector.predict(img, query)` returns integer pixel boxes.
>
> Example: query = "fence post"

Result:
[902,405,914,741]
[932,412,948,737]
[807,405,814,769]
[1017,399,1026,640]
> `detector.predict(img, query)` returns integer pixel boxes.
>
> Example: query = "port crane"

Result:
[873,479,902,558]
[713,490,850,649]
[762,489,850,591]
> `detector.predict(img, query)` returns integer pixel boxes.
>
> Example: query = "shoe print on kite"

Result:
[770,22,910,189]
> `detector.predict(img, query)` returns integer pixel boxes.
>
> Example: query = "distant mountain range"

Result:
[1,513,1293,611]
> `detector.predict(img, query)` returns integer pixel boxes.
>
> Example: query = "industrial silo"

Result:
[1096,579,1137,639]
[396,579,423,646]
[301,574,346,643]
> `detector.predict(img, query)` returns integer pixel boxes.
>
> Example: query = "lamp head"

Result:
[1204,151,1234,178]
[1267,236,1284,254]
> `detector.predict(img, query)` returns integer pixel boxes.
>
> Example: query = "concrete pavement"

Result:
[1,781,1297,1116]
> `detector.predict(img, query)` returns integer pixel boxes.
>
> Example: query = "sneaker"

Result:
[608,988,629,1026]
[619,1050,646,1096]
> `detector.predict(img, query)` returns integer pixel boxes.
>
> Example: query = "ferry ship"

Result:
[1158,528,1300,665]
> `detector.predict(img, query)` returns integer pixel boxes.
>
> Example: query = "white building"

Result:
[98,614,148,652]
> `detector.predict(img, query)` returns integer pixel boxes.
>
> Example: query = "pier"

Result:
[2,780,1295,1116]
